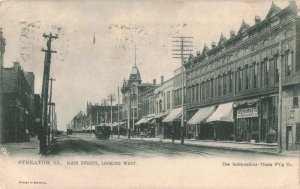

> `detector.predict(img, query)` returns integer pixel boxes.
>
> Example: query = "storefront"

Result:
[135,115,155,137]
[234,99,259,142]
[154,111,170,137]
[206,103,234,141]
[234,97,278,143]
[162,108,182,139]
[186,106,216,139]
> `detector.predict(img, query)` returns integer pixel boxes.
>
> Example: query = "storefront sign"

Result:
[237,107,258,118]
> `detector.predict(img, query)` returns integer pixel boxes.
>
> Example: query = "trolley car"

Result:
[95,124,111,140]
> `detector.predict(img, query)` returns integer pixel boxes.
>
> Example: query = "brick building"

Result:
[184,2,300,150]
[2,62,35,142]
[121,64,142,132]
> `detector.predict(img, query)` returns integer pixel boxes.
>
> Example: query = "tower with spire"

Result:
[128,44,141,86]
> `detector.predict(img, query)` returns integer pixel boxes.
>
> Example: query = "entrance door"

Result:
[286,126,293,150]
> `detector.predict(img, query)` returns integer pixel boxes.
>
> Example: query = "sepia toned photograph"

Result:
[0,0,299,188]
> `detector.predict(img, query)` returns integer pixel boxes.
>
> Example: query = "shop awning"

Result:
[162,107,182,123]
[135,117,148,126]
[136,114,155,125]
[155,111,170,119]
[187,106,216,125]
[113,122,126,127]
[206,103,233,122]
[234,99,258,107]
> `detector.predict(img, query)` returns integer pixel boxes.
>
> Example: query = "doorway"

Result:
[286,126,293,150]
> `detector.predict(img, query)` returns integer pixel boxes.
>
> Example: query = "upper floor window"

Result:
[285,51,293,77]
[245,65,249,90]
[253,63,258,88]
[167,91,171,110]
[211,79,214,99]
[274,56,279,83]
[218,75,222,97]
[206,81,209,99]
[229,71,233,93]
[238,68,242,92]
[223,74,227,95]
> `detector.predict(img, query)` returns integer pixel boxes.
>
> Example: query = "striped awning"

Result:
[206,103,233,122]
[187,106,216,125]
[162,107,182,123]
[135,117,148,126]
[135,114,155,126]
[155,111,170,119]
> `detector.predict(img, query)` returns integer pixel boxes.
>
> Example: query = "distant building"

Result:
[121,64,142,131]
[2,61,35,142]
[86,102,121,126]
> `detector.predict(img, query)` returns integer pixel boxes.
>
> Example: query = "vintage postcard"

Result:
[0,0,299,188]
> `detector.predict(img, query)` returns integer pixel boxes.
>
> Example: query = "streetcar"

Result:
[95,124,111,140]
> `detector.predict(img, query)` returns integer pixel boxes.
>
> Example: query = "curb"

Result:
[122,137,282,156]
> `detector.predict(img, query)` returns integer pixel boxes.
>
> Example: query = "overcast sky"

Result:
[0,0,295,130]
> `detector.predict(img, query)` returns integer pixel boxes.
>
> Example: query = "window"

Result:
[293,88,299,108]
[223,74,227,95]
[206,81,209,99]
[265,59,269,85]
[293,97,299,108]
[211,79,214,98]
[167,91,170,110]
[201,82,205,100]
[229,71,233,93]
[274,56,279,83]
[296,123,300,144]
[196,84,199,102]
[218,75,222,97]
[286,51,292,76]
[193,85,196,103]
[238,68,242,91]
[245,65,249,90]
[252,62,258,89]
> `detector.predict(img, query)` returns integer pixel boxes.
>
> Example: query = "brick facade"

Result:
[184,2,300,149]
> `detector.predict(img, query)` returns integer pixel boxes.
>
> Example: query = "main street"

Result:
[47,134,283,159]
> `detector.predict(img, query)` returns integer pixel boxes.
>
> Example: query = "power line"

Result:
[172,36,193,145]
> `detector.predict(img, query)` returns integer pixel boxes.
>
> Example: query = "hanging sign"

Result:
[237,107,258,118]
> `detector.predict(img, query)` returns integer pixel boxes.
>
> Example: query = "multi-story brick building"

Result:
[162,67,186,139]
[153,76,173,136]
[2,61,35,142]
[0,28,6,143]
[184,2,300,150]
[121,64,142,131]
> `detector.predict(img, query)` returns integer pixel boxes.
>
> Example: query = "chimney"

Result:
[211,42,216,48]
[153,79,156,85]
[160,76,164,84]
[255,16,261,24]
[196,51,201,56]
[13,61,20,70]
[230,30,235,38]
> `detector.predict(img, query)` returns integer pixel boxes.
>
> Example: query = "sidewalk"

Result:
[0,137,41,158]
[118,135,283,155]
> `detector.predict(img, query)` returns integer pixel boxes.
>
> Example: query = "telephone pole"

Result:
[40,33,58,155]
[172,36,193,145]
[118,86,120,139]
[48,78,55,143]
[278,41,283,153]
